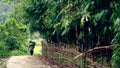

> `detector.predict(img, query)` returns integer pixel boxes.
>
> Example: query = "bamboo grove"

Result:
[3,0,120,67]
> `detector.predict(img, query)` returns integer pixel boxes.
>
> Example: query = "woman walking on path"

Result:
[29,41,36,55]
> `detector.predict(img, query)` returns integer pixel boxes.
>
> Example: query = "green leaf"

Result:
[61,27,69,36]
[95,10,108,22]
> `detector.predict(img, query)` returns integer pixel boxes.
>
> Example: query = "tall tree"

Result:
[0,18,28,50]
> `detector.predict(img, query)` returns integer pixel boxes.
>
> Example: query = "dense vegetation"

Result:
[0,18,29,58]
[0,0,120,67]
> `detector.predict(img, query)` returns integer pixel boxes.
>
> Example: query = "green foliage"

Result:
[110,0,120,67]
[4,0,116,44]
[113,44,120,68]
[112,18,120,68]
[0,44,9,58]
[2,18,28,50]
[0,18,29,58]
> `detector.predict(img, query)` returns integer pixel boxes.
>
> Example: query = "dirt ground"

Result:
[6,56,54,68]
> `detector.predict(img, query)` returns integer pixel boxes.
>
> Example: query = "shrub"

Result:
[0,18,29,57]
[112,18,120,68]
[0,44,10,58]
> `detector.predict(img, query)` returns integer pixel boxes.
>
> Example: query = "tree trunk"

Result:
[75,26,79,50]
[97,35,100,46]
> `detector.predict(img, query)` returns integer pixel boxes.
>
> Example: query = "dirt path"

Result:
[6,56,51,68]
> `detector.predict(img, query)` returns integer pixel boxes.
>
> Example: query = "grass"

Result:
[1,61,7,68]
[34,44,42,56]
[0,58,9,68]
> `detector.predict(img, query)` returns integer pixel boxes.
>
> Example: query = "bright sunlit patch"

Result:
[34,45,42,56]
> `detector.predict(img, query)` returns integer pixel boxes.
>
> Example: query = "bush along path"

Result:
[6,56,52,68]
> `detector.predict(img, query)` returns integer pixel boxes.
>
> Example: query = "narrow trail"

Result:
[7,56,51,68]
